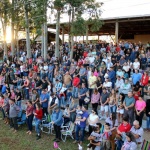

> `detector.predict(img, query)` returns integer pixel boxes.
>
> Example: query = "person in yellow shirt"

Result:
[88,71,97,97]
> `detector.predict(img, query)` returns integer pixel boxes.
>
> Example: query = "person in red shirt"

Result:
[72,75,80,98]
[33,63,38,73]
[141,71,149,86]
[26,101,34,135]
[116,116,131,149]
[34,102,43,140]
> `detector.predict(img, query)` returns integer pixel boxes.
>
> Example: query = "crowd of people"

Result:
[0,40,150,150]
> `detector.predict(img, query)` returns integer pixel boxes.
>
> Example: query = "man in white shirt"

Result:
[106,59,113,70]
[130,120,144,150]
[115,76,124,91]
[133,59,140,70]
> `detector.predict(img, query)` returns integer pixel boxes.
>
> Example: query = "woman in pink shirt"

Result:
[93,68,99,77]
[10,89,16,101]
[91,88,100,114]
[135,95,146,126]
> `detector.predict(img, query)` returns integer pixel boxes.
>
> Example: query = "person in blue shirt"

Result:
[78,83,88,107]
[51,106,63,142]
[73,105,89,145]
[132,69,142,85]
[1,82,6,94]
[40,89,49,115]
[48,63,54,82]
[108,67,116,88]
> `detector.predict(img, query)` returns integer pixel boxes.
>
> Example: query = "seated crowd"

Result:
[0,40,150,150]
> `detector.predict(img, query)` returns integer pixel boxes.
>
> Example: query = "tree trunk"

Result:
[55,10,60,58]
[44,22,47,61]
[24,2,31,58]
[41,24,44,58]
[3,26,7,59]
[70,7,75,60]
[11,0,15,58]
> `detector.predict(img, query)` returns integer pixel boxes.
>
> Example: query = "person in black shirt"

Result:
[41,78,48,90]
[36,76,42,95]
[15,88,22,107]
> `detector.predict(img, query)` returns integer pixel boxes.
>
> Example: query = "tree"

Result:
[0,0,10,59]
[65,0,103,59]
[53,0,65,58]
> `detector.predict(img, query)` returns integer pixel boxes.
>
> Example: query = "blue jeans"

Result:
[147,116,150,129]
[75,125,85,142]
[59,96,66,107]
[24,88,29,99]
[66,82,71,89]
[35,118,42,134]
[72,87,78,98]
[16,101,21,108]
[109,105,117,113]
[116,139,123,150]
[48,72,53,82]
[26,115,34,131]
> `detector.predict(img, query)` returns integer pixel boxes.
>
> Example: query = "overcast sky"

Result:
[98,0,150,18]
[49,0,150,23]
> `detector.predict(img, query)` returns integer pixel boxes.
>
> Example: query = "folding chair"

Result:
[61,122,75,142]
[17,113,26,125]
[40,114,54,134]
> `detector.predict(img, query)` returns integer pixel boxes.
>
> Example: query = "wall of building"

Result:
[134,34,150,44]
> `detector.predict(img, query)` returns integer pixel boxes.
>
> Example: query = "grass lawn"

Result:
[0,113,89,150]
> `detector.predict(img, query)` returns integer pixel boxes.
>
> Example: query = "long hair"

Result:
[126,132,136,142]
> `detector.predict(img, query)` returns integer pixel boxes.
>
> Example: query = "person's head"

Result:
[133,120,140,128]
[91,109,96,115]
[138,95,143,101]
[82,83,86,88]
[102,88,107,93]
[105,123,110,130]
[66,104,69,108]
[122,115,129,125]
[9,99,15,105]
[94,88,98,94]
[117,76,121,80]
[35,102,41,110]
[135,69,138,73]
[27,100,32,106]
[96,122,102,130]
[119,93,125,101]
[126,132,135,142]
[82,105,88,112]
[53,106,60,112]
[128,91,133,98]
[110,112,116,120]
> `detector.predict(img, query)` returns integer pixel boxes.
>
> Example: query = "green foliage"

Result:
[54,0,65,10]
[71,16,86,36]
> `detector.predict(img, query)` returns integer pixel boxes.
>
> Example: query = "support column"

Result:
[86,27,88,44]
[83,36,84,42]
[115,21,119,44]
[98,35,100,41]
[62,26,64,44]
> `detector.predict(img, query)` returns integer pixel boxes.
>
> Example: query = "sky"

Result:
[100,0,150,19]
[49,0,150,23]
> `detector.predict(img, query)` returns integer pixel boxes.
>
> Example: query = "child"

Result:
[87,125,102,150]
[75,105,83,125]
[63,104,70,125]
[101,123,112,150]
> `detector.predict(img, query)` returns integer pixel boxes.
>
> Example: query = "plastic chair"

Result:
[61,122,75,142]
[17,113,26,125]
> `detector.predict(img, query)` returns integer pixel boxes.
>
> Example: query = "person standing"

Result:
[135,96,146,126]
[26,101,34,135]
[51,106,63,142]
[34,102,43,140]
[146,99,150,131]
[78,83,88,108]
[73,105,89,145]
[100,88,110,120]
[123,91,135,125]
[9,99,20,133]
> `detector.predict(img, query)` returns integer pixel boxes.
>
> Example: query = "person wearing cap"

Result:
[51,106,63,142]
[130,120,144,150]
[73,105,89,145]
